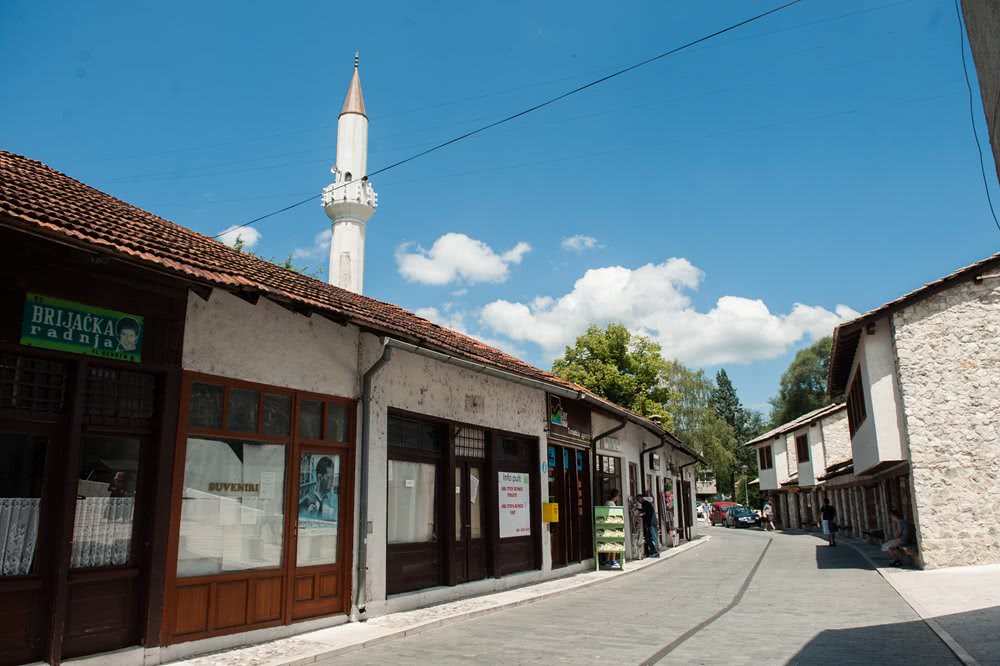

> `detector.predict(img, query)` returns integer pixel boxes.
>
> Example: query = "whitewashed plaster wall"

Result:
[757,443,779,491]
[182,290,360,397]
[360,333,549,615]
[772,436,789,485]
[850,323,908,474]
[796,424,821,487]
[892,275,1000,568]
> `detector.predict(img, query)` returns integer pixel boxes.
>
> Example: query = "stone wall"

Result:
[892,273,1000,568]
[821,409,852,466]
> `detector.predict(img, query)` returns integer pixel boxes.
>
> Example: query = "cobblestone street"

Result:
[315,528,958,666]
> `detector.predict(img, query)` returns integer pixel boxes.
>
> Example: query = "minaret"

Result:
[323,53,377,293]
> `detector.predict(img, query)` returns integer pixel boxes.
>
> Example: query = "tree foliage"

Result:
[553,324,767,499]
[769,336,833,426]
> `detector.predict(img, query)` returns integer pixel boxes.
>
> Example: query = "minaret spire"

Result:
[322,56,377,294]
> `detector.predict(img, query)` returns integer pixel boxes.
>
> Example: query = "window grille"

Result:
[454,427,485,458]
[0,353,67,413]
[84,366,156,427]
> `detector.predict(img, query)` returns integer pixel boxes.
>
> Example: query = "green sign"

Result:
[20,293,144,363]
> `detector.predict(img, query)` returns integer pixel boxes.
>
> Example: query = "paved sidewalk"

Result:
[845,538,1000,666]
[168,536,710,666]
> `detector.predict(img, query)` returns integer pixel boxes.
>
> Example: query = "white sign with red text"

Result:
[498,471,531,538]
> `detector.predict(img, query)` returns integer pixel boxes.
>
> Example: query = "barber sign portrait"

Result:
[20,293,145,362]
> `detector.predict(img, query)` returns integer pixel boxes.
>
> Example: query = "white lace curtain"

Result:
[0,498,41,576]
[71,497,134,568]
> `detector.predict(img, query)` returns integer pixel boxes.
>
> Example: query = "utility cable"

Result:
[211,0,802,239]
[954,0,1000,232]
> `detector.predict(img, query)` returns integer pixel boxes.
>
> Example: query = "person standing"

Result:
[640,492,660,558]
[603,489,622,569]
[819,498,837,546]
[762,501,775,531]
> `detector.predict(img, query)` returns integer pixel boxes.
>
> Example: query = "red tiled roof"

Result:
[0,150,701,460]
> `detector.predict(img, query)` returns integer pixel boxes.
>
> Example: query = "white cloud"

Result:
[292,228,332,261]
[479,258,859,366]
[561,235,601,252]
[396,233,531,285]
[451,288,469,297]
[217,225,261,249]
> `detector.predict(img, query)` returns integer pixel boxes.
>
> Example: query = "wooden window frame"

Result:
[847,372,867,437]
[162,372,356,645]
[758,445,773,470]
[795,434,809,463]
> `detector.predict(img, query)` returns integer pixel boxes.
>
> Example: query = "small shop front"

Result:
[0,230,187,665]
[385,410,541,595]
[545,394,593,568]
[161,373,356,645]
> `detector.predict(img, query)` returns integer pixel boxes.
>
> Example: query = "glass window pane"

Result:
[299,400,322,440]
[470,466,482,539]
[0,434,46,576]
[189,382,223,429]
[387,460,436,544]
[262,393,291,436]
[325,403,348,442]
[297,453,340,566]
[177,438,285,577]
[228,389,259,432]
[71,436,140,568]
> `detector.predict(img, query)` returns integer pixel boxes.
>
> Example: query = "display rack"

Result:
[593,506,626,571]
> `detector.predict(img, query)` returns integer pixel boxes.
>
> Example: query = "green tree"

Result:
[769,336,833,426]
[552,324,676,426]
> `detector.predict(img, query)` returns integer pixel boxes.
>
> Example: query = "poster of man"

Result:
[298,455,339,521]
[115,316,141,352]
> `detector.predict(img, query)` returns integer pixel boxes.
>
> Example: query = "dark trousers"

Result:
[645,524,660,555]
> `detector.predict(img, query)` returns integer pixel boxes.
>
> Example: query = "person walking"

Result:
[762,501,775,531]
[819,498,837,546]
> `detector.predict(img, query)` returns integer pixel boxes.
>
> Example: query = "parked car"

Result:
[724,505,760,528]
[709,501,736,526]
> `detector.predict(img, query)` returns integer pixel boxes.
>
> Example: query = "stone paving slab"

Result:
[844,538,1000,666]
[167,537,710,666]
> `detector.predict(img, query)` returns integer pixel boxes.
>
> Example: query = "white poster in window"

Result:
[498,471,531,538]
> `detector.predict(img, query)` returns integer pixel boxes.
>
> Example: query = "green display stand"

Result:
[594,506,626,571]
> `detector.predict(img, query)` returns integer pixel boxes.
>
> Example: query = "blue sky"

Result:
[2,0,998,414]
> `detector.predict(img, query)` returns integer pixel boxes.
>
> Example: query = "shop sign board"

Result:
[498,471,531,538]
[20,293,144,362]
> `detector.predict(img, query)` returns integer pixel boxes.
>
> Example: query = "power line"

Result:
[211,0,803,239]
[954,0,1000,232]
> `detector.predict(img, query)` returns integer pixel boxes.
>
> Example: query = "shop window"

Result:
[0,353,67,413]
[388,415,444,453]
[189,382,223,429]
[227,389,259,432]
[262,393,291,436]
[387,460,437,543]
[177,438,286,577]
[325,403,348,442]
[795,434,809,463]
[84,366,156,426]
[299,400,322,439]
[297,453,340,566]
[0,433,46,576]
[469,465,482,539]
[71,436,140,568]
[597,455,622,506]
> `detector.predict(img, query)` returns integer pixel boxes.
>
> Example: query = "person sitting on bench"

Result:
[880,508,913,566]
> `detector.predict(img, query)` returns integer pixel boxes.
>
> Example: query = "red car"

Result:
[709,501,736,526]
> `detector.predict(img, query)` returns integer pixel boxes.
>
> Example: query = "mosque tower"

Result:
[323,53,377,294]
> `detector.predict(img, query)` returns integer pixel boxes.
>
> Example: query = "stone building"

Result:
[828,251,1000,568]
